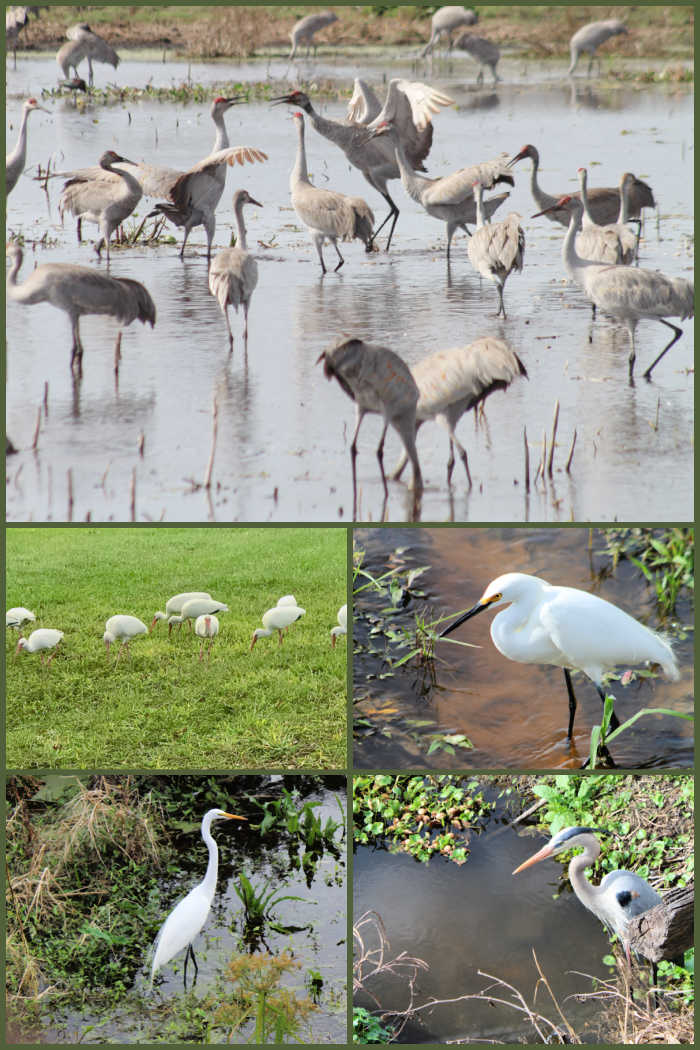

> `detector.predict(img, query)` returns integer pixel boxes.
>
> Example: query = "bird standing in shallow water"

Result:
[439,572,679,740]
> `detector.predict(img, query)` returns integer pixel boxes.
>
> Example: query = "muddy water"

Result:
[353,527,694,769]
[354,794,616,1044]
[6,59,693,522]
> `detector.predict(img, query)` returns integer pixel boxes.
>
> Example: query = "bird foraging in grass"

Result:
[15,628,64,666]
[250,605,306,649]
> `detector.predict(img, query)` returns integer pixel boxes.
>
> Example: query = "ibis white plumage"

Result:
[194,615,219,662]
[15,628,64,665]
[168,597,229,630]
[6,607,36,629]
[103,615,148,664]
[250,605,306,649]
[331,605,347,647]
[151,592,212,633]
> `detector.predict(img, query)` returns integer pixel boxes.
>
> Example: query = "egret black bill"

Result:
[439,592,502,638]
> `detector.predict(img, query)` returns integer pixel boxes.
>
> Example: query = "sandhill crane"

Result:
[6,242,156,376]
[508,145,655,228]
[194,614,219,661]
[393,338,527,486]
[250,604,306,649]
[421,6,478,57]
[289,10,338,59]
[6,607,36,629]
[57,23,120,86]
[271,80,454,250]
[6,97,48,195]
[533,195,694,380]
[103,615,147,665]
[151,592,212,633]
[568,19,627,77]
[208,188,261,351]
[59,150,143,262]
[331,604,347,647]
[317,336,423,516]
[453,32,501,84]
[370,120,513,258]
[6,6,41,67]
[169,597,229,629]
[346,79,383,125]
[467,181,524,318]
[15,628,64,665]
[286,111,373,273]
[578,167,635,264]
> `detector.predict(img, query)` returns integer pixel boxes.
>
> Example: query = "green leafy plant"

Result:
[216,950,317,1043]
[353,1005,394,1043]
[233,872,306,934]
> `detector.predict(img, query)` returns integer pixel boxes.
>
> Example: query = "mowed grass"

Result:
[6,527,348,770]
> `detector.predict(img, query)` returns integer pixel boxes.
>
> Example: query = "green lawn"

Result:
[6,527,348,770]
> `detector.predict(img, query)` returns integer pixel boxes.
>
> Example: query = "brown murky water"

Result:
[353,527,694,769]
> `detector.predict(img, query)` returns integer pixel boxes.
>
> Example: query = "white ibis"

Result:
[15,628,64,665]
[194,615,219,662]
[103,615,148,665]
[331,605,347,647]
[277,595,297,606]
[250,605,306,649]
[6,607,36,629]
[169,597,229,630]
[151,592,212,633]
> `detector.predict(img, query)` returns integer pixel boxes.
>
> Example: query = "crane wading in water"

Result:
[467,181,525,319]
[568,19,628,77]
[59,150,143,262]
[439,572,680,741]
[6,96,48,194]
[513,826,662,967]
[289,10,338,59]
[57,23,120,86]
[208,188,261,351]
[421,6,478,57]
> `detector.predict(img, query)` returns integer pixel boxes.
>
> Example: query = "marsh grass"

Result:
[6,526,347,769]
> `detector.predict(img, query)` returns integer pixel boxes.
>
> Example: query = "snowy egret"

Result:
[439,573,679,739]
[6,607,36,629]
[103,615,148,665]
[331,605,347,647]
[151,592,212,633]
[194,614,219,662]
[513,826,661,965]
[15,628,64,665]
[150,808,247,990]
[250,605,306,649]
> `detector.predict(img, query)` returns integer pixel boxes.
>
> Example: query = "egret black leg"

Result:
[183,943,198,989]
[594,683,620,732]
[564,668,577,739]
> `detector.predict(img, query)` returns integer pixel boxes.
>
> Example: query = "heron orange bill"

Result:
[512,841,557,874]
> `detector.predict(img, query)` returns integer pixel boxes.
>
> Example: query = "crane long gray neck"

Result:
[578,171,594,222]
[391,138,427,202]
[474,182,485,227]
[562,205,597,272]
[233,197,248,250]
[6,247,23,287]
[293,117,310,185]
[212,106,229,152]
[16,104,31,155]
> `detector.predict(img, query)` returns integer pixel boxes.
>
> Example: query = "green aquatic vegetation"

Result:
[353,1006,394,1043]
[233,872,306,938]
[215,950,318,1044]
[595,527,694,618]
[254,788,344,851]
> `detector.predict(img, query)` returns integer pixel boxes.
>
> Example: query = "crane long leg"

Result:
[642,320,683,380]
[350,406,366,519]
[313,233,327,274]
[70,319,84,377]
[496,284,507,319]
[447,428,472,488]
[564,668,578,739]
[368,188,400,251]
[224,308,234,353]
[394,419,423,496]
[376,422,390,500]
[333,241,345,272]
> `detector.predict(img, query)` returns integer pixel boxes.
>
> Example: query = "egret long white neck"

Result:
[201,817,221,900]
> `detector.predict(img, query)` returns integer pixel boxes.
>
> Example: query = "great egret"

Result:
[15,628,64,665]
[331,605,347,647]
[439,572,679,739]
[150,808,246,990]
[250,605,306,649]
[513,825,661,964]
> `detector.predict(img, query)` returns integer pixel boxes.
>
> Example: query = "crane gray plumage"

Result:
[467,181,524,319]
[6,242,155,376]
[208,188,261,352]
[346,79,383,125]
[453,32,501,84]
[534,194,693,380]
[287,111,373,273]
[421,6,478,57]
[57,23,120,85]
[509,144,656,228]
[271,80,454,251]
[370,120,513,258]
[579,167,636,265]
[513,827,662,965]
[393,338,527,486]
[6,6,41,67]
[59,150,143,262]
[572,167,624,268]
[568,19,628,77]
[6,96,48,195]
[318,337,423,516]
[289,10,338,59]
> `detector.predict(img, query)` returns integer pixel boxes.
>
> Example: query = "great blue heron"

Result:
[439,572,680,740]
[467,181,524,318]
[208,188,262,351]
[250,604,306,649]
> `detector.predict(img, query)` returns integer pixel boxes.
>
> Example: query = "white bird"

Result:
[393,338,527,486]
[250,604,306,649]
[421,6,478,56]
[578,167,635,265]
[277,595,297,607]
[508,144,656,228]
[317,336,423,518]
[6,607,36,629]
[568,19,628,77]
[513,826,662,965]
[271,81,454,251]
[57,23,120,86]
[286,111,374,273]
[6,242,156,377]
[194,615,219,662]
[15,628,63,665]
[467,181,524,318]
[6,96,48,195]
[208,188,261,352]
[331,604,347,647]
[453,32,501,84]
[369,119,513,258]
[150,808,246,990]
[103,615,148,665]
[169,597,229,629]
[151,593,212,633]
[289,10,338,59]
[440,572,680,740]
[533,194,694,380]
[59,150,143,262]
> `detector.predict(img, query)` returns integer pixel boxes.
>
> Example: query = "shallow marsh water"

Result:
[353,527,694,769]
[6,54,693,522]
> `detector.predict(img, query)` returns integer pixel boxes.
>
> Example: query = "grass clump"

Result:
[595,527,694,618]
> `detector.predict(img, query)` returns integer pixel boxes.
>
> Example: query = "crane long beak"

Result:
[247,196,263,208]
[269,94,296,106]
[439,597,494,638]
[506,153,523,168]
[512,840,556,874]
